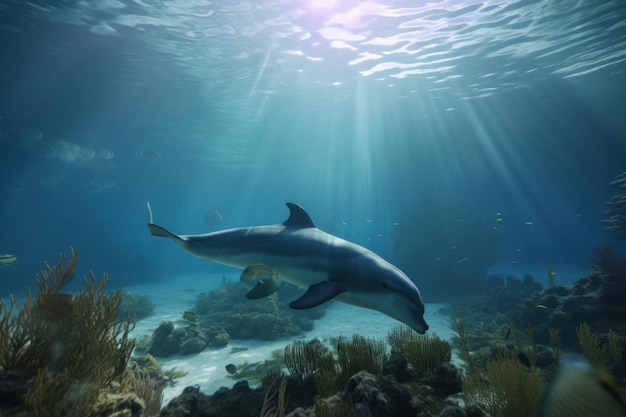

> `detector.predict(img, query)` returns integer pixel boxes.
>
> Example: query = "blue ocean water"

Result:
[0,0,625,298]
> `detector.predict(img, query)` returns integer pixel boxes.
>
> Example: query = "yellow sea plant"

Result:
[387,325,451,377]
[464,356,544,417]
[0,249,135,416]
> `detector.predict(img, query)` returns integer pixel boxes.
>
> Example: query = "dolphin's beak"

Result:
[399,298,429,334]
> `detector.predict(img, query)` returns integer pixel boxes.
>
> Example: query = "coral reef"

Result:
[163,356,464,417]
[138,319,229,357]
[119,292,155,320]
[510,251,626,351]
[193,281,325,341]
[125,280,317,359]
[159,382,267,417]
[0,248,137,417]
[460,273,543,316]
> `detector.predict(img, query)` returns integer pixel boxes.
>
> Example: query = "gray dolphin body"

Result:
[147,202,428,333]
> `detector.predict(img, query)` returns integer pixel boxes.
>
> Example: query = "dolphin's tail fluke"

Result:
[146,202,180,240]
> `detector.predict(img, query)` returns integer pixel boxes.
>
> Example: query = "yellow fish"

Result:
[0,254,17,267]
[182,311,197,322]
[537,304,548,309]
[240,263,278,282]
[457,257,469,263]
[524,221,534,225]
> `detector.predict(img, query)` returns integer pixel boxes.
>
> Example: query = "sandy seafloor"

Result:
[124,273,458,408]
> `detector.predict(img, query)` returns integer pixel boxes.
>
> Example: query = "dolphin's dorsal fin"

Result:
[283,203,316,229]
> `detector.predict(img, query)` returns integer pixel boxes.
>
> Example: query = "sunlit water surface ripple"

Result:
[6,0,625,98]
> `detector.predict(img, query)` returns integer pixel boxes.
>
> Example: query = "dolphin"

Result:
[146,202,428,333]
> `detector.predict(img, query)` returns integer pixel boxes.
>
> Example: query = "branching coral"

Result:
[464,357,544,417]
[259,376,287,417]
[548,327,562,365]
[128,367,164,417]
[283,340,321,378]
[0,291,50,375]
[0,248,136,416]
[576,322,622,369]
[336,335,386,388]
[387,325,451,377]
[450,309,480,375]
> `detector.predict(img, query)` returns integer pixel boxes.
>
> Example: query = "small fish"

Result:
[341,221,348,226]
[182,311,197,322]
[457,257,469,263]
[0,254,17,267]
[365,219,373,223]
[392,222,400,226]
[496,218,503,223]
[138,149,161,161]
[34,293,75,319]
[537,304,548,309]
[524,221,534,225]
[240,263,278,282]
[225,364,237,375]
[555,309,566,316]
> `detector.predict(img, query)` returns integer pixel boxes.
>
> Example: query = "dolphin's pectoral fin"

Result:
[289,281,346,309]
[245,278,284,299]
